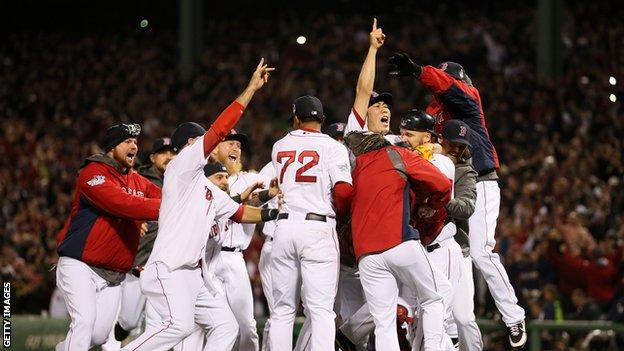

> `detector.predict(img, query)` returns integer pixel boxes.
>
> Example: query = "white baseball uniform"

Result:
[469,180,525,326]
[268,128,352,351]
[216,171,270,351]
[122,134,240,351]
[258,162,277,351]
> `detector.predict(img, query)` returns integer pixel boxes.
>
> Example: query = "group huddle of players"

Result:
[54,19,527,351]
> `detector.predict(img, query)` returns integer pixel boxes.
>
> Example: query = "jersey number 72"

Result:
[276,150,319,183]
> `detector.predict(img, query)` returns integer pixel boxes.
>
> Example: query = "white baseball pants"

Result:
[121,262,238,351]
[216,250,260,351]
[358,240,451,351]
[55,256,121,351]
[118,273,146,331]
[410,237,462,351]
[268,217,339,351]
[451,256,483,351]
[469,181,525,326]
[259,238,273,351]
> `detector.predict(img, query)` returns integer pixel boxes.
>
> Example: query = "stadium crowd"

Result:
[1,1,623,349]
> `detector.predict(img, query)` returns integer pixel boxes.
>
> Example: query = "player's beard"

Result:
[225,159,242,175]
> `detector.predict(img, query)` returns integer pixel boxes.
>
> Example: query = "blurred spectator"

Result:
[569,289,602,321]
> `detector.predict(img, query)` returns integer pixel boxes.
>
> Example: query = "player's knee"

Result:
[167,318,197,338]
[72,312,96,334]
[90,330,110,346]
[453,310,476,326]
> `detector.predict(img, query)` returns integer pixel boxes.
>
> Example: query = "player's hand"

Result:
[240,181,266,202]
[388,52,420,77]
[247,58,275,92]
[140,222,148,237]
[268,178,280,198]
[276,191,284,210]
[369,18,386,50]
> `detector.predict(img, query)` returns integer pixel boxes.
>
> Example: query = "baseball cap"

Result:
[324,123,346,140]
[203,161,228,177]
[293,95,324,121]
[151,137,175,154]
[368,91,393,108]
[441,120,472,148]
[438,62,466,81]
[100,123,141,152]
[224,129,249,148]
[171,122,206,152]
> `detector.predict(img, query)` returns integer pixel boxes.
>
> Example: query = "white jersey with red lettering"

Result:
[344,108,403,144]
[221,172,271,250]
[271,128,352,217]
[147,134,241,270]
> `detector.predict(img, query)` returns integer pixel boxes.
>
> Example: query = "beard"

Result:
[224,159,242,175]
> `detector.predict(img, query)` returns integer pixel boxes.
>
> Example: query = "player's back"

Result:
[271,129,351,218]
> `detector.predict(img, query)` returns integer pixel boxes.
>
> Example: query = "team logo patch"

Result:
[439,62,448,71]
[205,188,213,201]
[338,163,350,173]
[459,126,467,137]
[337,124,345,132]
[86,175,106,186]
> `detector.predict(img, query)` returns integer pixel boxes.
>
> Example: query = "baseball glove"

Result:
[344,131,390,157]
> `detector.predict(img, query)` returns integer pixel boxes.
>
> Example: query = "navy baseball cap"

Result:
[324,122,347,140]
[293,95,324,121]
[151,137,175,154]
[171,122,206,152]
[368,91,393,108]
[438,62,466,81]
[204,161,228,177]
[441,120,472,148]
[224,129,249,148]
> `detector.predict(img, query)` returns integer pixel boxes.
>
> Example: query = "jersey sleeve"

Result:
[78,164,161,221]
[165,134,207,182]
[418,65,455,95]
[211,183,242,220]
[203,101,246,157]
[259,161,276,179]
[344,108,367,135]
[328,143,352,186]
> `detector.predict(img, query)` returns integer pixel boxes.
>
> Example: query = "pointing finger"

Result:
[372,18,377,31]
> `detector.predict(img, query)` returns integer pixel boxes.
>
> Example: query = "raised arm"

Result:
[203,59,275,157]
[352,18,385,122]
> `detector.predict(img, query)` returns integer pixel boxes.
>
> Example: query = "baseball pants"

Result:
[268,217,339,351]
[121,262,238,351]
[216,250,260,351]
[469,181,525,326]
[296,263,369,351]
[358,240,451,351]
[259,237,274,351]
[451,256,483,351]
[55,256,121,350]
[410,236,462,351]
[118,273,146,331]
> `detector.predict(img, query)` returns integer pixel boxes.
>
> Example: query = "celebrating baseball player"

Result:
[343,131,453,351]
[388,53,526,348]
[210,130,278,351]
[121,59,276,351]
[268,95,353,351]
[55,123,162,351]
[111,137,176,345]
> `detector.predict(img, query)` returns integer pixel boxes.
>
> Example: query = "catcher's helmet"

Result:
[400,109,437,135]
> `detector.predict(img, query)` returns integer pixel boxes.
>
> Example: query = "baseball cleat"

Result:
[507,320,527,349]
[335,329,357,351]
[114,322,130,342]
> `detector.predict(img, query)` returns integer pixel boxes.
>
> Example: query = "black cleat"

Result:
[451,337,460,349]
[508,320,527,349]
[114,322,130,342]
[335,329,357,351]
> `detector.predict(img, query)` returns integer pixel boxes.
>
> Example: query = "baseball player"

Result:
[111,137,176,344]
[210,130,278,351]
[343,131,453,351]
[268,95,353,351]
[388,53,526,348]
[257,161,279,351]
[174,161,266,351]
[438,120,483,350]
[121,59,276,351]
[55,123,162,350]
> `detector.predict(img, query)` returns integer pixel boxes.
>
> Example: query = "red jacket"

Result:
[57,155,161,272]
[350,146,451,260]
[419,65,499,174]
[412,206,448,247]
